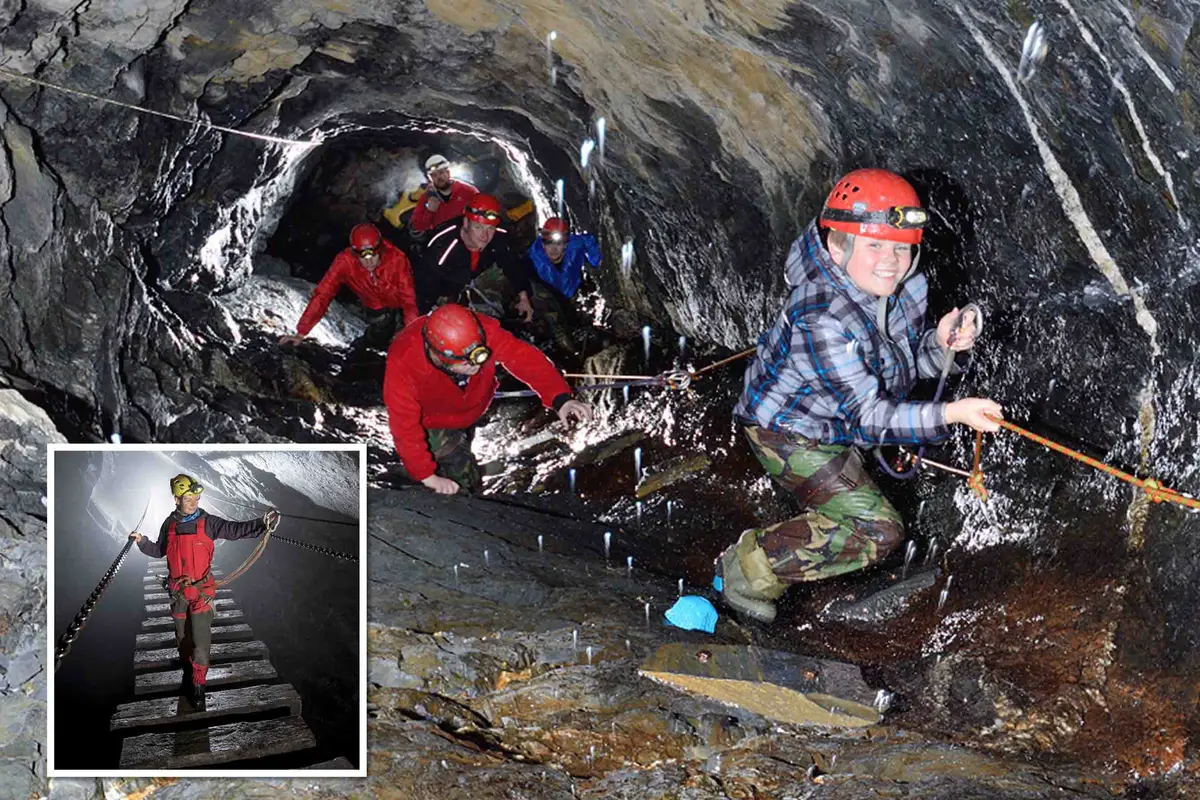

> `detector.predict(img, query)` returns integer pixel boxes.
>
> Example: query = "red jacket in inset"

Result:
[296,239,419,336]
[138,510,265,613]
[409,180,479,233]
[383,312,571,481]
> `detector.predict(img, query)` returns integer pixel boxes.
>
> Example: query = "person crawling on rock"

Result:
[280,223,419,353]
[129,474,279,710]
[522,216,602,356]
[416,194,535,324]
[715,169,1003,624]
[408,154,479,241]
[384,303,592,495]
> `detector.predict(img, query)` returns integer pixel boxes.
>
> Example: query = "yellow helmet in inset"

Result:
[170,474,204,498]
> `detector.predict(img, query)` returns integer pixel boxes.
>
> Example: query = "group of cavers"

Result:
[134,165,1007,711]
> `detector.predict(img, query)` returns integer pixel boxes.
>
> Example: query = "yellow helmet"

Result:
[170,474,204,498]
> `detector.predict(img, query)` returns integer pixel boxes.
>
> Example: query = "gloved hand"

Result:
[263,509,281,531]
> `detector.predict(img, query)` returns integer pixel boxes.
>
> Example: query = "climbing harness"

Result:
[55,495,151,672]
[0,67,321,148]
[876,303,984,480]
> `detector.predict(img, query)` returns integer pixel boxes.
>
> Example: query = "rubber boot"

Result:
[717,529,786,623]
[192,683,206,711]
[191,662,208,710]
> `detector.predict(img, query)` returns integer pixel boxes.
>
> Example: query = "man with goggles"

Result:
[523,216,602,355]
[383,303,592,495]
[129,473,278,709]
[410,154,480,238]
[281,223,419,352]
[417,194,536,323]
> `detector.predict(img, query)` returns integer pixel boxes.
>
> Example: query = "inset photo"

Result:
[47,444,366,777]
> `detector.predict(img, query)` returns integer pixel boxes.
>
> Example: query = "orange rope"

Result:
[985,414,1200,510]
[691,347,757,378]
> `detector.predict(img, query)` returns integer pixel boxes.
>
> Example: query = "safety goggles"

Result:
[435,342,492,366]
[466,208,502,224]
[821,205,928,230]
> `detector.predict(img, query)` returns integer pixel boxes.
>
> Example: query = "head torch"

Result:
[354,246,379,259]
[540,231,566,244]
[820,205,928,230]
[467,208,502,224]
[433,341,491,366]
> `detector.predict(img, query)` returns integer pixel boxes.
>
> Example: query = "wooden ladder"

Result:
[109,564,348,770]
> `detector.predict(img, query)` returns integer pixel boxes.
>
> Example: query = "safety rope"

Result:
[0,67,322,148]
[216,513,278,587]
[203,491,358,527]
[524,345,757,401]
[982,415,1200,511]
[203,490,359,561]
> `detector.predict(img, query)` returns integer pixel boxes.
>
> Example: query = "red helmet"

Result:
[350,223,382,253]
[540,217,569,244]
[819,169,927,245]
[464,194,503,227]
[422,304,491,366]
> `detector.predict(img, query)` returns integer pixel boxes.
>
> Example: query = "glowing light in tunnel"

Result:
[555,178,564,218]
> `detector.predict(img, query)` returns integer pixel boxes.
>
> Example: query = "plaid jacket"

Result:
[734,221,954,446]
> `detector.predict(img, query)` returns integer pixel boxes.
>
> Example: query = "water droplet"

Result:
[603,531,612,561]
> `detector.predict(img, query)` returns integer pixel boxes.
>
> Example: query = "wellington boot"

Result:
[718,530,786,623]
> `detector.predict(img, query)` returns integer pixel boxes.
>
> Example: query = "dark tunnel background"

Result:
[51,451,361,770]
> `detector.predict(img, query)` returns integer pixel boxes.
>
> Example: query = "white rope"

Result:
[0,67,323,148]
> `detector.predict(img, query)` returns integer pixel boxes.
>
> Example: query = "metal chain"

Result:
[54,538,135,671]
[269,533,358,562]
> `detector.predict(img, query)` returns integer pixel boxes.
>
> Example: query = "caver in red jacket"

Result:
[383,311,571,481]
[137,509,266,613]
[296,238,420,336]
[409,180,479,234]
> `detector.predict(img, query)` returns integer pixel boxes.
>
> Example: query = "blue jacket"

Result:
[525,234,601,299]
[734,221,958,447]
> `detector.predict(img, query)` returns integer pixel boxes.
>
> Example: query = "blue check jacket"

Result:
[733,221,954,447]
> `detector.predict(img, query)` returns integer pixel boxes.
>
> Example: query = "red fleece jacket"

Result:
[409,180,479,233]
[383,312,570,481]
[296,239,419,336]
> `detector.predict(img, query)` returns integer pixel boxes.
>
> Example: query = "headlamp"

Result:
[468,208,502,223]
[354,246,379,258]
[820,205,928,230]
[541,231,566,244]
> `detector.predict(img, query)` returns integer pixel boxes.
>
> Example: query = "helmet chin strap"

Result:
[874,244,920,343]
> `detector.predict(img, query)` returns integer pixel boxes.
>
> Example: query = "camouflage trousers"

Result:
[742,425,903,584]
[530,282,579,354]
[462,266,512,318]
[427,427,482,494]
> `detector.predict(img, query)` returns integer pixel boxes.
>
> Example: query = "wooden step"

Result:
[111,683,301,732]
[304,756,355,769]
[134,640,269,672]
[142,609,243,630]
[118,715,316,769]
[134,659,275,696]
[136,624,253,649]
[144,589,233,602]
[146,597,234,614]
